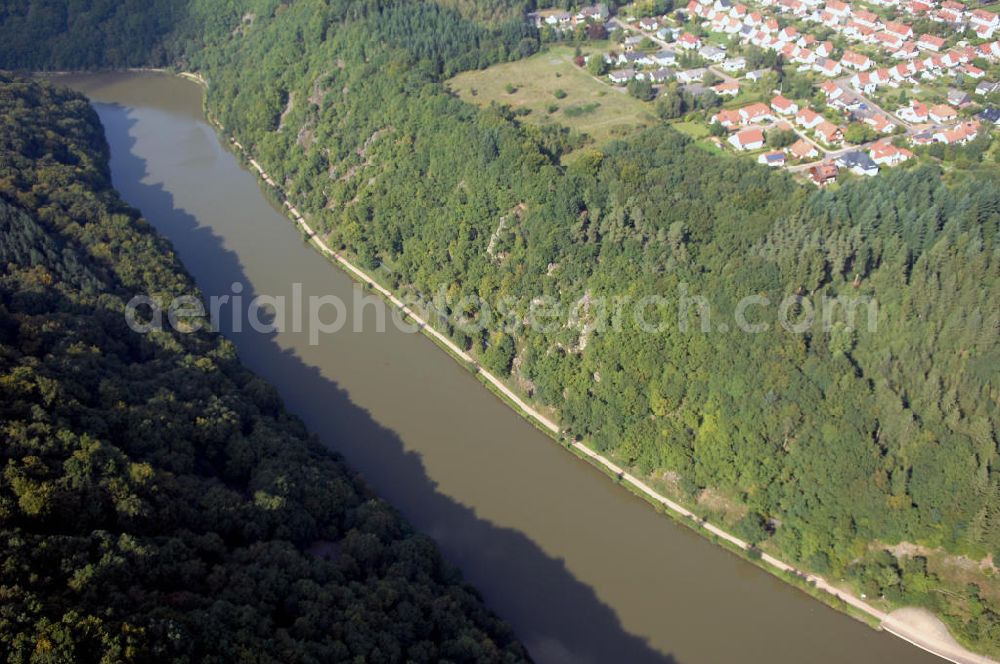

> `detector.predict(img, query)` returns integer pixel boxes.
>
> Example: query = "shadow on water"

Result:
[94,101,678,664]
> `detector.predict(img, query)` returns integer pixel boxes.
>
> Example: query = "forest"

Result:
[0,73,528,662]
[0,0,999,656]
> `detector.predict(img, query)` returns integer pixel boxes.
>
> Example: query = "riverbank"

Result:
[184,70,994,664]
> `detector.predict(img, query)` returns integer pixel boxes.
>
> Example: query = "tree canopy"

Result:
[0,72,528,663]
[1,0,999,656]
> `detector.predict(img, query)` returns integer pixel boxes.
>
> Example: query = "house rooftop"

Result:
[837,151,879,171]
[979,107,1000,124]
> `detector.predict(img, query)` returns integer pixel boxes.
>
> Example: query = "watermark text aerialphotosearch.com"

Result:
[126,281,878,345]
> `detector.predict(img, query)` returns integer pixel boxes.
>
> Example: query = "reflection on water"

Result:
[57,72,940,664]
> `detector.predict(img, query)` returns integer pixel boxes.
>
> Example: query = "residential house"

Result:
[771,94,799,115]
[745,68,770,81]
[954,46,977,63]
[850,71,878,93]
[889,62,915,82]
[870,140,914,165]
[788,137,820,159]
[746,10,765,27]
[618,51,643,65]
[940,51,963,69]
[816,58,843,76]
[545,12,573,26]
[884,20,914,40]
[820,80,844,100]
[852,9,881,29]
[729,127,766,150]
[623,36,645,51]
[739,101,775,123]
[947,89,972,107]
[796,107,825,128]
[609,69,636,84]
[963,64,986,79]
[711,108,744,127]
[676,67,709,83]
[820,10,842,27]
[758,150,788,166]
[841,50,873,70]
[677,32,703,50]
[781,43,802,61]
[979,41,1000,60]
[978,107,1000,125]
[658,26,682,41]
[654,50,678,66]
[700,45,728,62]
[722,56,747,71]
[864,114,897,133]
[649,68,674,83]
[577,4,610,22]
[794,47,818,65]
[825,0,851,18]
[929,103,958,123]
[778,25,800,41]
[809,161,840,185]
[933,120,981,144]
[634,52,657,66]
[845,21,877,42]
[917,34,945,52]
[714,81,741,95]
[815,120,844,145]
[639,17,659,31]
[893,42,919,59]
[976,80,1000,96]
[837,151,880,175]
[897,100,929,122]
[971,9,1000,38]
[875,31,904,51]
[935,4,966,23]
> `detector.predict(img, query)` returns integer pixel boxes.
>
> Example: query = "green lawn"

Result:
[448,45,657,153]
[672,120,710,138]
[694,137,728,155]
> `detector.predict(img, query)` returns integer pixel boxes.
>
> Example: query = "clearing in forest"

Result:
[448,44,656,154]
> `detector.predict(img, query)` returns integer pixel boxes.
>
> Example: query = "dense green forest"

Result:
[1,0,999,655]
[186,2,1000,652]
[0,1,187,70]
[0,73,529,662]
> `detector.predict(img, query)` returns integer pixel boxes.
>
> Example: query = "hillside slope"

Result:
[188,3,1000,653]
[0,73,528,663]
[0,0,998,656]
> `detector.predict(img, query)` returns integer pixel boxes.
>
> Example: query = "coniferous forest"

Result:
[1,0,999,658]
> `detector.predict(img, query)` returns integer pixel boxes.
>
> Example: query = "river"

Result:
[58,71,941,664]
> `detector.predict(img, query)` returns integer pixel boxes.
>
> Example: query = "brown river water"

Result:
[58,71,940,664]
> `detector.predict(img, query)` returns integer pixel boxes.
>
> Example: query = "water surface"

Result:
[59,71,940,664]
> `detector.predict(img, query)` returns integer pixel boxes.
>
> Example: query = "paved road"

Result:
[786,139,882,173]
[832,76,913,130]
